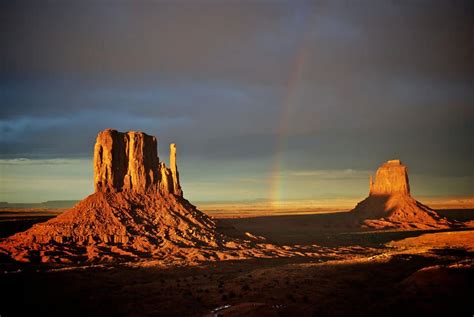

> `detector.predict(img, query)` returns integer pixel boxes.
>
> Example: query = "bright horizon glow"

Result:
[1,158,472,204]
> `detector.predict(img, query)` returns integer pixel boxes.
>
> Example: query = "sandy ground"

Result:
[0,209,473,316]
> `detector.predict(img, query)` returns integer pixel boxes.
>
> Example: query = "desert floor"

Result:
[0,209,473,317]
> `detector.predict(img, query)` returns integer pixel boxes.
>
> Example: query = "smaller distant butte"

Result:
[351,159,454,229]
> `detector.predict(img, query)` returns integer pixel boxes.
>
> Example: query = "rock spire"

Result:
[169,143,182,196]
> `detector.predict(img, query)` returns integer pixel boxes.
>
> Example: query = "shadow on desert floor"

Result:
[1,248,472,317]
[220,209,474,247]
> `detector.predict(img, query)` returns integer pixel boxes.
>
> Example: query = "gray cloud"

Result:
[0,0,473,196]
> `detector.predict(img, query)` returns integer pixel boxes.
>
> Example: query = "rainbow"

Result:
[268,39,310,207]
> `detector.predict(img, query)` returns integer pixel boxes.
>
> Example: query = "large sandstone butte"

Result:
[351,160,452,229]
[93,129,182,195]
[0,129,297,265]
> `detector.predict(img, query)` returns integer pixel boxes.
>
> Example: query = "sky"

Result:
[0,0,473,203]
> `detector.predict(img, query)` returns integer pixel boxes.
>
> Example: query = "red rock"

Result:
[94,129,159,193]
[93,129,182,196]
[170,143,183,196]
[0,129,256,264]
[369,160,410,195]
[351,160,452,229]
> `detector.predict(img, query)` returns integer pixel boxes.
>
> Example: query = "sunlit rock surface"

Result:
[93,129,182,196]
[352,160,452,229]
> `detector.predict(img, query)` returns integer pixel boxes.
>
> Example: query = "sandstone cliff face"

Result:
[369,160,410,195]
[158,162,173,194]
[94,129,181,196]
[352,160,451,229]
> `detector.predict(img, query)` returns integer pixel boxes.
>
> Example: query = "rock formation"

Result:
[94,129,181,196]
[0,129,289,265]
[351,160,452,229]
[169,143,183,196]
[369,160,410,196]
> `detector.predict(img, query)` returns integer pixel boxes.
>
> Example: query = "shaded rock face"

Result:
[352,160,451,229]
[94,129,182,196]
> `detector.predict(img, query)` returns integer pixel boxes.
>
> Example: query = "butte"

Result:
[0,129,281,265]
[351,160,453,229]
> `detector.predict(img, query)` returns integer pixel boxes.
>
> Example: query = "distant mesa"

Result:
[0,129,275,265]
[351,159,452,229]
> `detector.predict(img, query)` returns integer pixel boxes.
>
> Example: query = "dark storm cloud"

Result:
[0,1,305,82]
[1,0,473,180]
